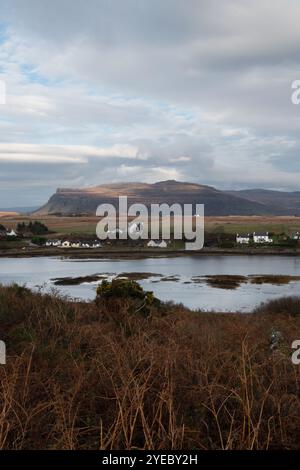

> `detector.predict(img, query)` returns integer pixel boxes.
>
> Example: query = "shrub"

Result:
[96,279,160,316]
[254,296,300,316]
[31,236,46,246]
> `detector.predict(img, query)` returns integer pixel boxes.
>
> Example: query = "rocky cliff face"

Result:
[34,180,277,216]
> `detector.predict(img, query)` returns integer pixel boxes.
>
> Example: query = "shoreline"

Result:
[1,246,300,259]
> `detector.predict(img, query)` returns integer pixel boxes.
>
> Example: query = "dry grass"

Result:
[1,214,300,236]
[0,284,299,450]
[0,212,19,218]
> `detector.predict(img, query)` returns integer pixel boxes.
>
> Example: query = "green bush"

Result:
[31,236,46,246]
[95,279,160,316]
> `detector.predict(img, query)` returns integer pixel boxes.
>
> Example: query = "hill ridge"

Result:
[34,180,300,216]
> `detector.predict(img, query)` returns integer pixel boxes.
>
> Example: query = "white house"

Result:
[6,229,17,237]
[60,240,101,249]
[91,241,101,248]
[253,232,273,244]
[147,240,168,248]
[293,232,300,240]
[236,233,251,244]
[46,239,61,247]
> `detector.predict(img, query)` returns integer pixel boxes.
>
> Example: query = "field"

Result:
[1,215,300,237]
[0,283,299,450]
[0,215,98,235]
[0,212,19,218]
[204,216,300,235]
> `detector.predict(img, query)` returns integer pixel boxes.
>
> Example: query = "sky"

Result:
[1,0,300,207]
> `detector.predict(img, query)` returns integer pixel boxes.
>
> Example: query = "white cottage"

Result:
[253,232,273,244]
[293,232,300,240]
[6,229,17,237]
[147,240,168,248]
[46,239,61,247]
[91,241,101,248]
[236,233,250,244]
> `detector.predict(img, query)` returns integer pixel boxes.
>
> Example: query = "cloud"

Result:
[1,1,300,206]
[0,143,144,163]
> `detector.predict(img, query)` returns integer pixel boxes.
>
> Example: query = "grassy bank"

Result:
[0,284,299,450]
[1,246,300,259]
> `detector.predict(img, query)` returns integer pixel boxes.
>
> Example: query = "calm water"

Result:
[1,255,300,312]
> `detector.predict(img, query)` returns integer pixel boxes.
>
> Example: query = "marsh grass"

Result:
[192,275,247,289]
[250,275,300,285]
[191,274,300,290]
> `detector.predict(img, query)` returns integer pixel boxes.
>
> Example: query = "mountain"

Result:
[0,206,39,214]
[227,189,300,216]
[34,180,279,216]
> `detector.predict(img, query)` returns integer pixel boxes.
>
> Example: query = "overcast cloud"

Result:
[1,0,300,206]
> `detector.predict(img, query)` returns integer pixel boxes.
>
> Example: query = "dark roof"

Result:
[254,232,269,236]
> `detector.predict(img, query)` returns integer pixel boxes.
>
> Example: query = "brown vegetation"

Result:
[0,283,299,450]
[198,275,248,289]
[250,275,300,285]
[192,274,300,289]
[0,212,19,218]
[52,274,108,286]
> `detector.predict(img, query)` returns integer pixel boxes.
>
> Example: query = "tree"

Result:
[17,221,49,235]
